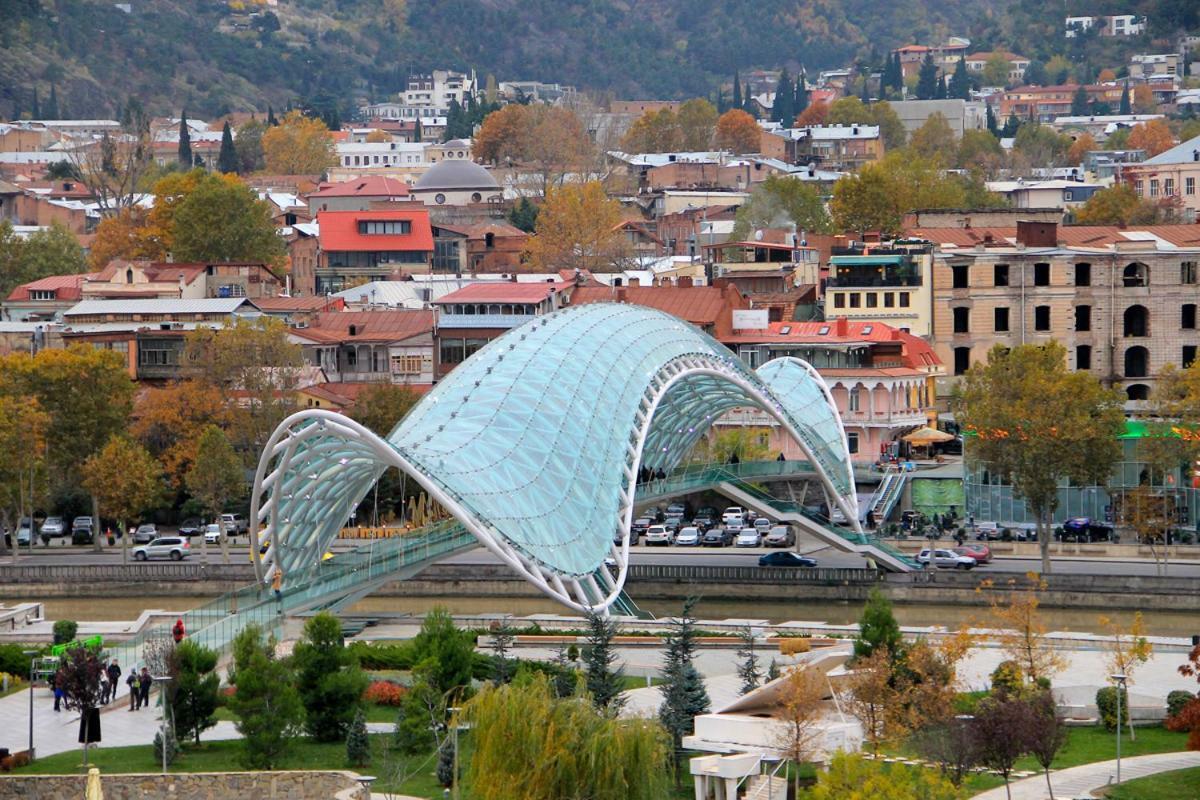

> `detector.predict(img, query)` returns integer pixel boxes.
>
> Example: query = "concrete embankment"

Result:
[3,561,1199,612]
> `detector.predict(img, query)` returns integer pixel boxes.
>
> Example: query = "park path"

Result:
[972,751,1200,799]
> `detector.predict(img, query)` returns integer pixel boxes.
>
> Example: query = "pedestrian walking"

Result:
[106,660,121,705]
[99,673,110,705]
[138,667,151,710]
[53,674,64,712]
[272,568,283,612]
[126,671,139,711]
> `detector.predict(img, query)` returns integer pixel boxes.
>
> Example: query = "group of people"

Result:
[50,658,153,712]
[637,466,667,484]
[125,666,153,711]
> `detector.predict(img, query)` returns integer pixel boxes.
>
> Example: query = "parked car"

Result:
[644,525,674,546]
[674,527,701,546]
[753,517,772,532]
[764,525,795,548]
[735,528,761,547]
[666,502,690,519]
[71,516,94,545]
[702,527,733,547]
[663,516,684,533]
[631,517,652,537]
[954,543,992,564]
[15,517,36,547]
[722,506,745,525]
[203,524,222,544]
[133,536,191,561]
[132,523,158,544]
[220,513,249,536]
[695,507,717,525]
[917,548,976,570]
[40,516,65,538]
[759,551,817,568]
[178,518,203,537]
[1058,518,1113,543]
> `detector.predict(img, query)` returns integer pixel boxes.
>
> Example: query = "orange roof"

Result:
[309,176,411,199]
[7,272,94,302]
[317,209,434,253]
[293,310,435,344]
[895,45,931,53]
[568,285,747,328]
[435,281,570,304]
[720,318,942,370]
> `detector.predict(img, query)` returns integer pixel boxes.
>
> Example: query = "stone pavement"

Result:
[972,751,1200,799]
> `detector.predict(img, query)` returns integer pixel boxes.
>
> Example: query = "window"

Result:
[952,264,969,288]
[439,337,466,365]
[848,387,861,412]
[1126,384,1150,401]
[29,290,55,300]
[391,354,424,375]
[1123,262,1149,287]
[1033,262,1050,286]
[1124,305,1149,337]
[1124,346,1149,378]
[994,307,1010,332]
[1183,262,1198,285]
[1034,305,1050,331]
[846,432,860,454]
[1184,346,1198,368]
[953,307,970,333]
[1150,179,1159,197]
[1187,177,1195,196]
[358,220,412,235]
[865,293,878,308]
[833,294,846,309]
[1165,178,1176,197]
[1185,304,1198,330]
[1074,262,1091,286]
[1135,180,1144,197]
[434,193,447,205]
[898,292,910,307]
[1076,344,1092,370]
[993,264,1009,287]
[1075,305,1091,332]
[953,347,971,376]
[883,292,895,307]
[849,293,861,308]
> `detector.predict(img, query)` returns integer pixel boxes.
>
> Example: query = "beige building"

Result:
[1120,134,1200,223]
[916,221,1200,409]
[824,246,935,336]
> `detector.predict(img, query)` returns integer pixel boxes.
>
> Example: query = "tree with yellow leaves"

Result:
[87,206,165,269]
[1127,119,1175,157]
[774,665,827,796]
[131,380,232,490]
[714,109,761,153]
[808,751,959,800]
[261,111,336,175]
[841,647,900,754]
[987,573,1067,685]
[521,181,630,273]
[1101,612,1152,741]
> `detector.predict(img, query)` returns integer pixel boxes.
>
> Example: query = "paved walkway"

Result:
[972,751,1200,799]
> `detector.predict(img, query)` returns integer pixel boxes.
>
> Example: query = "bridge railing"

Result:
[627,563,883,584]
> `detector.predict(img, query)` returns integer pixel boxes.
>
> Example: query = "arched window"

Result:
[1126,384,1150,401]
[126,268,134,284]
[1124,346,1149,378]
[1123,305,1149,337]
[1123,262,1149,287]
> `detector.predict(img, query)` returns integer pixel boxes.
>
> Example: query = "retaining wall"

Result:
[0,770,368,800]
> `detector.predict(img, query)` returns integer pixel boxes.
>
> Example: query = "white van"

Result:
[722,506,745,525]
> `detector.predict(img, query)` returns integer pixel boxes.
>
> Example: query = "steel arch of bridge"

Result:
[249,303,861,613]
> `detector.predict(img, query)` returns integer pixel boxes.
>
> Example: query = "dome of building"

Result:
[413,159,498,191]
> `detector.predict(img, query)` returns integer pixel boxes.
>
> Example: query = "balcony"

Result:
[437,313,537,330]
[825,274,922,289]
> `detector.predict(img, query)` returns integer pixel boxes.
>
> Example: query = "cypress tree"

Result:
[1119,82,1131,115]
[31,87,39,120]
[1071,85,1090,116]
[178,112,193,168]
[771,69,792,124]
[732,72,742,111]
[935,74,948,100]
[735,626,761,695]
[46,84,59,119]
[217,121,238,173]
[582,611,624,712]
[794,73,809,116]
[267,105,278,126]
[853,585,903,662]
[413,116,423,143]
[345,709,370,767]
[917,53,938,100]
[659,599,710,786]
[950,56,971,100]
[891,53,904,91]
[986,103,999,135]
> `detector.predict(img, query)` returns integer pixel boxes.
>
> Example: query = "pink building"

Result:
[719,317,943,462]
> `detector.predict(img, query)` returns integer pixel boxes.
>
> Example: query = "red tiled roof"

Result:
[720,318,942,370]
[6,272,94,302]
[293,310,435,344]
[435,281,569,304]
[568,285,746,327]
[317,209,434,253]
[309,176,411,199]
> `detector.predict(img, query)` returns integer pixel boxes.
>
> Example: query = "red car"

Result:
[955,543,992,564]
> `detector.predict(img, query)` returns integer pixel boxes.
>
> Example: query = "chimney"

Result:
[678,276,693,288]
[1016,220,1057,248]
[629,277,641,287]
[616,287,628,302]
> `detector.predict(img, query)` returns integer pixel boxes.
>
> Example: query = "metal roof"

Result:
[64,298,261,317]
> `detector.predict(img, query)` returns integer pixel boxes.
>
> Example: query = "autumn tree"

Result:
[474,104,527,164]
[185,426,244,564]
[1127,119,1175,157]
[235,119,267,174]
[714,109,760,153]
[1100,612,1152,740]
[1132,84,1156,114]
[131,381,231,490]
[621,108,683,153]
[261,110,336,175]
[988,573,1068,684]
[676,98,719,150]
[68,100,157,214]
[0,395,49,558]
[1026,690,1069,800]
[1012,123,1072,169]
[793,101,829,127]
[957,130,1004,173]
[826,97,874,126]
[521,181,630,273]
[982,53,1013,87]
[1066,133,1098,165]
[0,221,87,299]
[952,343,1125,573]
[1075,183,1173,226]
[841,647,900,753]
[909,113,958,162]
[808,752,960,800]
[774,665,827,796]
[974,695,1037,800]
[87,206,162,269]
[171,172,287,268]
[730,174,831,241]
[872,102,907,150]
[81,435,165,558]
[350,383,421,437]
[475,104,591,194]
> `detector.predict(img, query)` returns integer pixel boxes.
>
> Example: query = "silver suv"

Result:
[133,537,191,561]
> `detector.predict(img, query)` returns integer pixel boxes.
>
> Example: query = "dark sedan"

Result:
[759,551,818,568]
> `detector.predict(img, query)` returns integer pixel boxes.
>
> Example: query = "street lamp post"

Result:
[152,675,172,774]
[1112,673,1128,784]
[22,649,38,760]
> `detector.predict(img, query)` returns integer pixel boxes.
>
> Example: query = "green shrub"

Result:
[345,708,370,767]
[990,660,1024,695]
[52,620,78,646]
[1096,686,1128,731]
[153,726,179,765]
[0,644,36,676]
[1168,690,1195,720]
[347,641,415,670]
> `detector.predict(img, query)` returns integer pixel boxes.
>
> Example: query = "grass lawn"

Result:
[214,701,398,724]
[1101,765,1200,799]
[620,674,664,691]
[12,735,444,797]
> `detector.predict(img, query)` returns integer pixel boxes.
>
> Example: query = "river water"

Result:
[11,594,1200,638]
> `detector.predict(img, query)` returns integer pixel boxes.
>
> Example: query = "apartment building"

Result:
[916,221,1200,408]
[823,245,934,336]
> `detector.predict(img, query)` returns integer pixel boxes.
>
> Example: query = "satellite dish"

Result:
[754,229,764,241]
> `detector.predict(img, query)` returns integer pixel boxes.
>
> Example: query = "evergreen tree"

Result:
[227,625,304,770]
[742,93,759,119]
[508,196,539,232]
[735,626,761,694]
[46,84,59,119]
[771,69,792,124]
[950,56,971,100]
[881,55,897,95]
[659,599,710,785]
[1071,85,1090,116]
[891,53,904,91]
[171,639,221,744]
[445,97,463,140]
[267,105,278,126]
[1119,83,1131,115]
[552,645,578,698]
[987,104,999,135]
[178,112,193,168]
[794,73,809,116]
[1024,60,1048,87]
[935,75,948,100]
[217,121,239,173]
[345,708,370,767]
[715,88,726,114]
[917,53,939,99]
[766,658,781,682]
[853,586,903,662]
[860,75,871,102]
[436,735,456,787]
[293,612,369,743]
[413,116,423,143]
[1001,113,1021,137]
[583,611,625,712]
[732,72,742,111]
[490,622,515,684]
[31,86,39,120]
